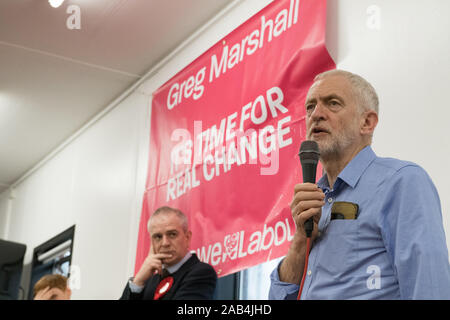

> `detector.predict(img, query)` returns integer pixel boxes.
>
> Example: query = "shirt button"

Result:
[328,197,333,203]
[307,270,312,276]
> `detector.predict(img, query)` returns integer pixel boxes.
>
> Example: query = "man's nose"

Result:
[310,102,327,121]
[161,236,170,246]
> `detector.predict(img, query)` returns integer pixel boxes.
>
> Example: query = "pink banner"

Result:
[136,0,335,277]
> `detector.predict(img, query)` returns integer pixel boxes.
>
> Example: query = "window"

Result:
[239,257,283,299]
[213,256,283,300]
[27,225,75,300]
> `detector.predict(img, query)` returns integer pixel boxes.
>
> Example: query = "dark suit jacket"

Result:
[120,254,217,300]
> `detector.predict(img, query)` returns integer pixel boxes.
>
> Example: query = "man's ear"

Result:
[360,110,378,135]
[186,230,192,243]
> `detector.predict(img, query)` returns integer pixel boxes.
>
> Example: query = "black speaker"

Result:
[0,239,27,300]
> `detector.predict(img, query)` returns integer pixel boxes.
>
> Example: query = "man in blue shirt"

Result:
[269,69,450,299]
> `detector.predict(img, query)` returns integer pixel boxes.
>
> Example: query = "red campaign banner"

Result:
[136,0,335,277]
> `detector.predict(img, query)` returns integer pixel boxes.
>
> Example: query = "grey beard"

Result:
[317,130,357,161]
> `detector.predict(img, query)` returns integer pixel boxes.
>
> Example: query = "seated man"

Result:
[121,206,217,300]
[33,274,71,300]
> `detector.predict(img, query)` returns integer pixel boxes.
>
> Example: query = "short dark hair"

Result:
[147,206,189,233]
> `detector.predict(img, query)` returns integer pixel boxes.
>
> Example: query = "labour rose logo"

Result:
[224,232,239,260]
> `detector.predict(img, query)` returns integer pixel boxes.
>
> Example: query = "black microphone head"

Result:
[299,140,320,184]
[299,140,320,164]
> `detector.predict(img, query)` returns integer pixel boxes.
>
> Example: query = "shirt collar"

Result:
[164,251,192,274]
[318,145,376,190]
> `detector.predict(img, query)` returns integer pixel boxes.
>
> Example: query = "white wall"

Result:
[0,0,449,299]
[0,191,10,238]
[0,91,150,299]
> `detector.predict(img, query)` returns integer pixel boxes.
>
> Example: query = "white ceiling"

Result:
[0,0,231,194]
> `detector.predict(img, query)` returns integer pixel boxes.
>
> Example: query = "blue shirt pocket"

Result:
[315,220,358,278]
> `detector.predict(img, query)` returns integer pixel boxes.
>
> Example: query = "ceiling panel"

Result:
[0,0,231,194]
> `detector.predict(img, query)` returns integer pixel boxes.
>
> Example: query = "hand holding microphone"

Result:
[291,140,323,239]
[279,141,323,288]
[290,183,324,239]
[294,141,323,300]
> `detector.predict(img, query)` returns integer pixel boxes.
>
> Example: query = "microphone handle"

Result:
[302,162,317,238]
[304,219,313,238]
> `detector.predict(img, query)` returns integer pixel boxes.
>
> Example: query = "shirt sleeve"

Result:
[379,165,450,299]
[268,259,300,300]
[128,279,144,294]
[119,278,145,300]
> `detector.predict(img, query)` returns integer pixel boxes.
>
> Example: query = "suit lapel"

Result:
[143,254,200,300]
[161,254,199,300]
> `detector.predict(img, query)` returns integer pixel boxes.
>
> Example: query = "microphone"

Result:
[298,140,320,238]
